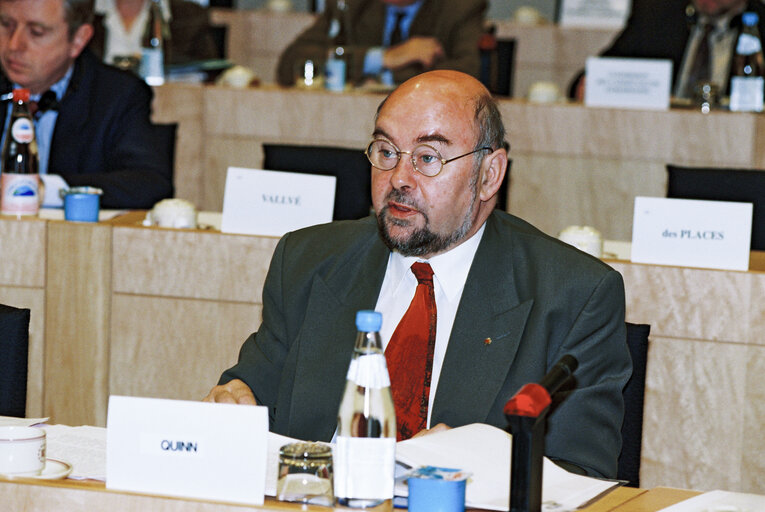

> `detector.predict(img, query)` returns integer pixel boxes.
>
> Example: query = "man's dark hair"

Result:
[63,0,95,37]
[474,91,506,152]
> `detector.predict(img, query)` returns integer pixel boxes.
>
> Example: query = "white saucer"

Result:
[5,459,73,480]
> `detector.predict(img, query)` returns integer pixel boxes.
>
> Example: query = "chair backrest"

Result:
[666,164,765,251]
[0,303,31,418]
[152,122,178,197]
[618,322,650,487]
[495,157,512,212]
[262,143,372,221]
[480,37,516,97]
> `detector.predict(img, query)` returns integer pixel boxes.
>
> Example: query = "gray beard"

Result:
[376,187,477,257]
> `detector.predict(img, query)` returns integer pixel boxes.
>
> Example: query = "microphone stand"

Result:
[504,355,578,512]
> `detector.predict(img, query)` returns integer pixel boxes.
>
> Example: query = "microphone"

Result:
[538,354,578,395]
[36,90,59,114]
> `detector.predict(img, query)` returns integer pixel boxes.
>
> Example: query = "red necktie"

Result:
[385,262,437,441]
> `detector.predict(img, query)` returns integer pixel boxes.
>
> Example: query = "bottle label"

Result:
[736,33,762,56]
[334,436,395,500]
[729,76,764,112]
[346,354,391,388]
[140,48,165,86]
[11,118,34,144]
[1,173,40,215]
[325,58,346,92]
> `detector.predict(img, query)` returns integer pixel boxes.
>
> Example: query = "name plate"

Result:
[585,57,672,110]
[559,0,631,28]
[631,197,753,271]
[106,396,269,505]
[221,167,336,237]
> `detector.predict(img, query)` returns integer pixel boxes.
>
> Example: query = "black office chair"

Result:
[480,34,516,97]
[618,322,650,488]
[666,164,765,251]
[262,143,372,221]
[0,303,31,418]
[152,122,178,197]
[495,157,512,212]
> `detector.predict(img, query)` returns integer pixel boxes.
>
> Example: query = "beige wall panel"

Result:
[640,336,750,492]
[0,286,45,418]
[151,84,205,207]
[0,217,46,287]
[742,345,765,492]
[750,272,765,346]
[502,103,757,165]
[109,294,262,403]
[45,222,112,427]
[507,155,666,239]
[204,136,263,211]
[614,262,753,343]
[112,226,278,302]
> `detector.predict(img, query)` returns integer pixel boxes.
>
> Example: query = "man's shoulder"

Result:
[280,216,380,257]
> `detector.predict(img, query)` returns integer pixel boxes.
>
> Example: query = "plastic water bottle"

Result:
[729,11,765,112]
[1,89,39,216]
[334,310,396,508]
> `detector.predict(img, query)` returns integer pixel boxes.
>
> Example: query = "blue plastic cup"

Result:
[63,192,100,222]
[407,476,466,512]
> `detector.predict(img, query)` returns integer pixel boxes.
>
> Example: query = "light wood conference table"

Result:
[1,213,764,496]
[0,477,699,512]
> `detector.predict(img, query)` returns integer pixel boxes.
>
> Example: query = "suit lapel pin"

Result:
[483,337,492,345]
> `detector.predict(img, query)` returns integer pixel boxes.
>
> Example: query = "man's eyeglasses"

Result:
[365,139,493,177]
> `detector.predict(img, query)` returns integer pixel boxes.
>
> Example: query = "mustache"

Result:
[384,188,420,210]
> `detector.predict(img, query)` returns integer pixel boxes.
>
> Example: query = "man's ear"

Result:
[69,23,94,59]
[478,148,508,203]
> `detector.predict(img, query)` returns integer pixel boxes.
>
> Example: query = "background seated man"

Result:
[205,69,632,479]
[570,0,765,100]
[0,0,173,209]
[88,0,220,67]
[276,0,487,88]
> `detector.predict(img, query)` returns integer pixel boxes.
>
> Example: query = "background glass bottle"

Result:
[140,0,171,86]
[1,88,39,216]
[334,310,396,508]
[324,0,348,91]
[729,11,765,112]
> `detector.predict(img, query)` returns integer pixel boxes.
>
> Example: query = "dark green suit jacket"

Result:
[221,210,631,478]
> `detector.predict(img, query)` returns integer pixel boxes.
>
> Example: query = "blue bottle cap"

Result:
[356,310,382,332]
[743,12,759,26]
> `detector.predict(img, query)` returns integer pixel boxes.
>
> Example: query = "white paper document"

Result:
[0,415,48,427]
[221,167,336,237]
[395,423,618,511]
[106,396,269,506]
[658,489,765,511]
[558,0,631,28]
[44,424,107,480]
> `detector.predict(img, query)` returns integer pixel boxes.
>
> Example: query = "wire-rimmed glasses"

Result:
[365,139,493,177]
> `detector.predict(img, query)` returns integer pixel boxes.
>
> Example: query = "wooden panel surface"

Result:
[0,216,46,287]
[109,294,261,403]
[44,221,112,427]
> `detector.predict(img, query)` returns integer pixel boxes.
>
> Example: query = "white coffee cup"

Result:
[144,198,197,229]
[558,225,603,258]
[528,81,561,103]
[0,426,46,476]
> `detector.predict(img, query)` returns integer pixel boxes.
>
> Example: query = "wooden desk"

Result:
[151,83,765,241]
[2,214,764,495]
[0,478,662,512]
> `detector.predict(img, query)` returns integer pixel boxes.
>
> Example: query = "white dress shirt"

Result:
[374,221,486,428]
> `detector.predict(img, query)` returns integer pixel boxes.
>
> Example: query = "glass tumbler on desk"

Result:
[277,441,334,506]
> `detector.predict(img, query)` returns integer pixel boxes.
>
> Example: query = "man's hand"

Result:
[202,379,258,405]
[383,37,445,71]
[411,422,450,439]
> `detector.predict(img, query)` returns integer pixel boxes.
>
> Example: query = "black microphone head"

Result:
[558,354,578,374]
[37,90,59,113]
